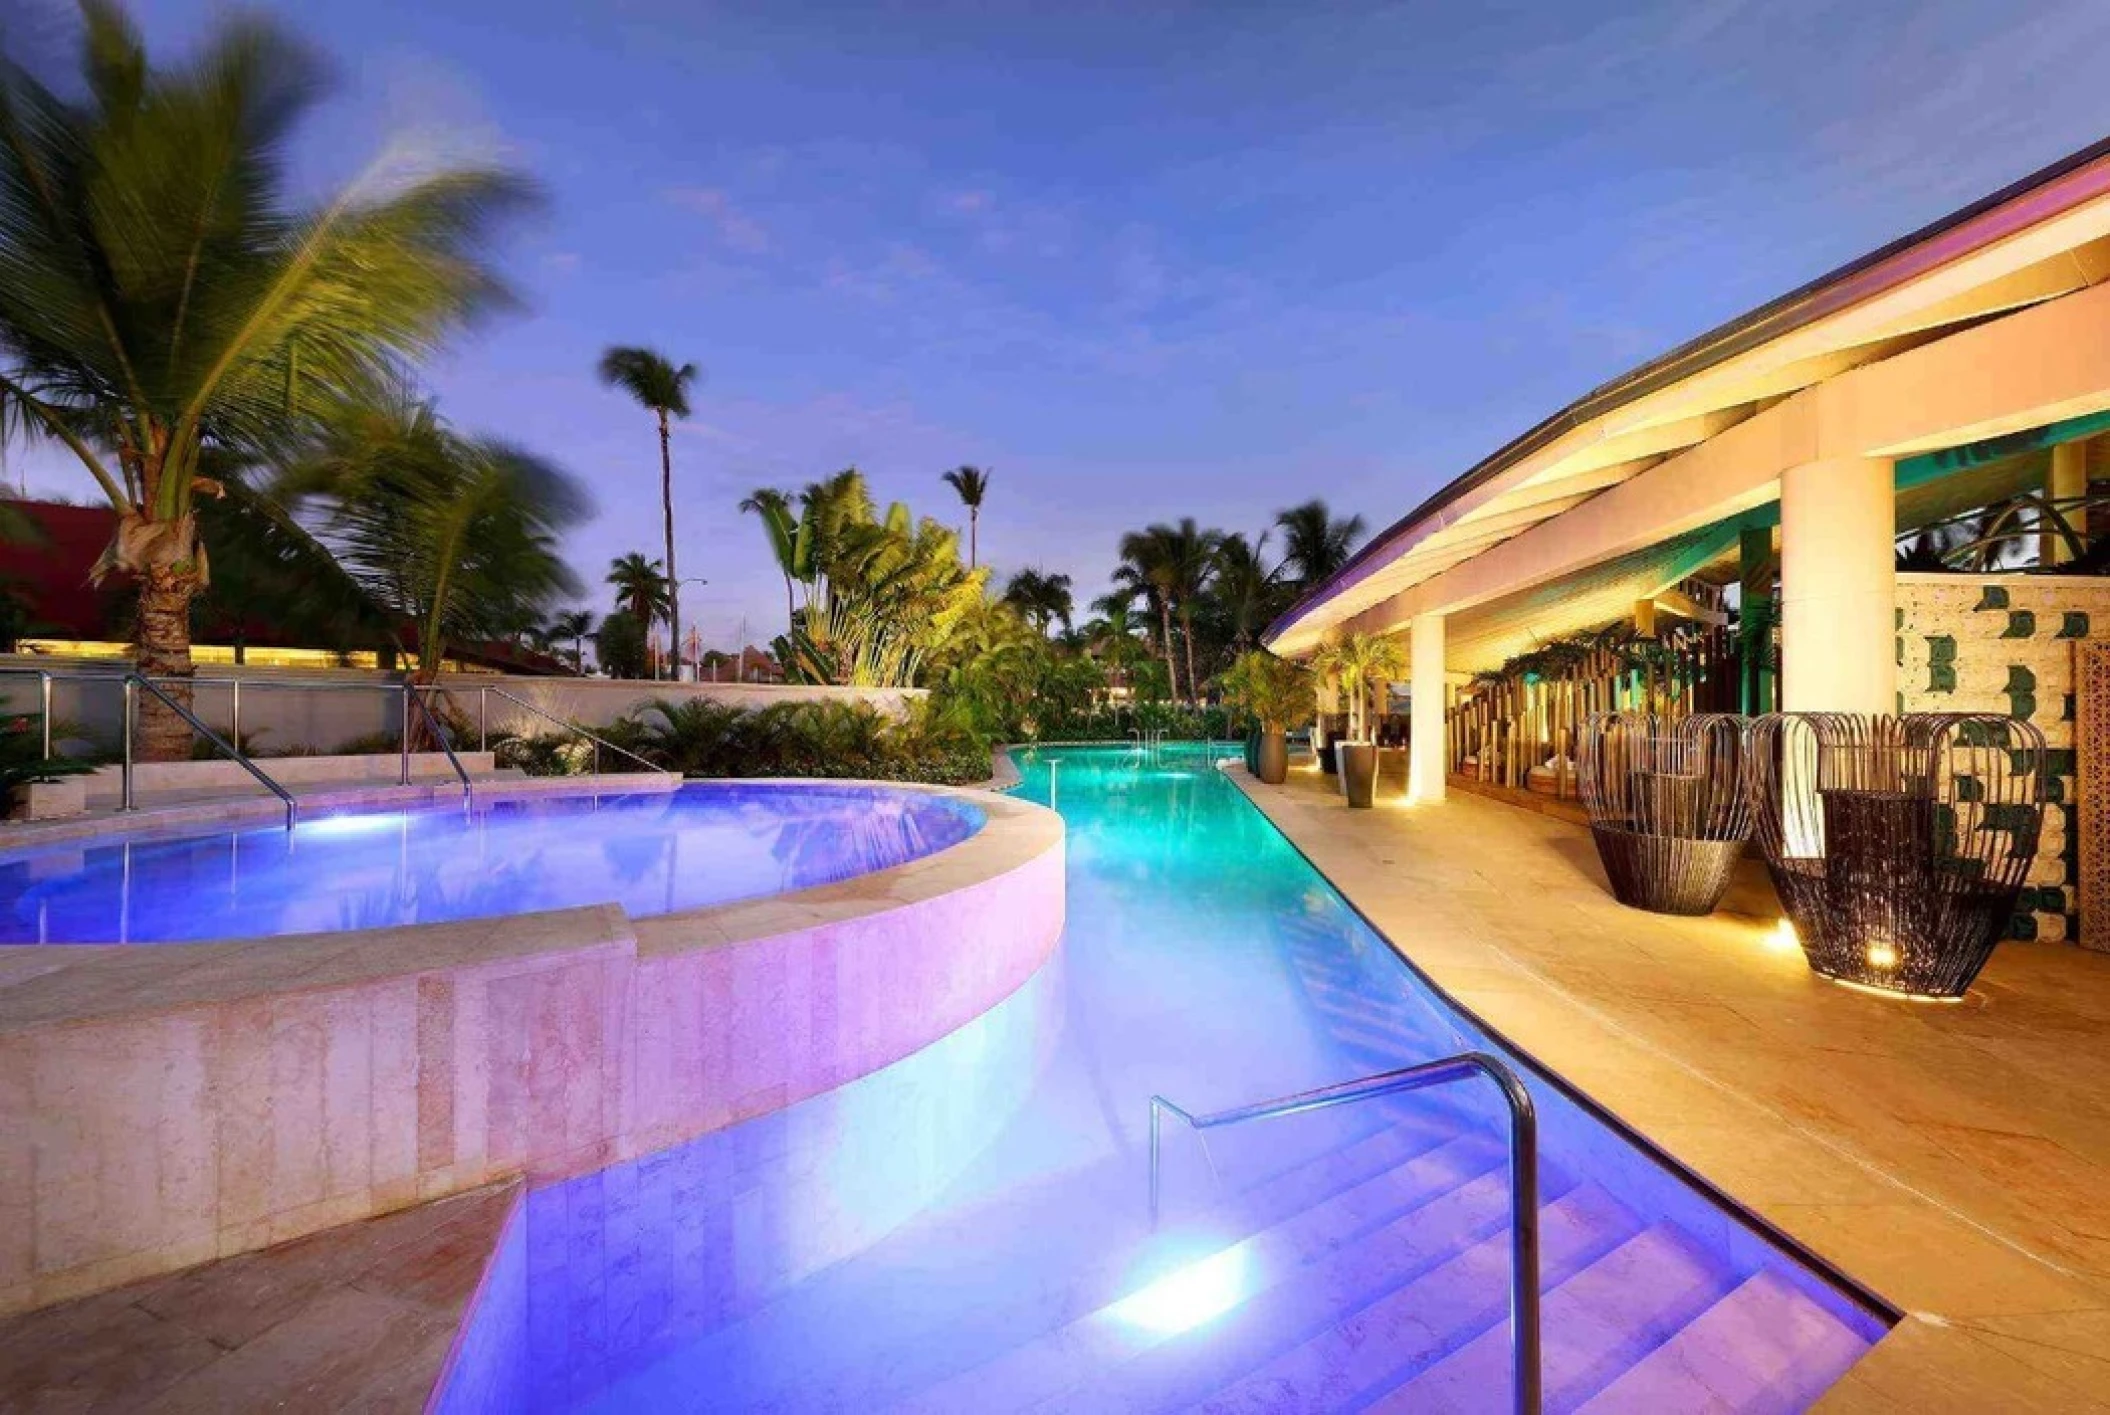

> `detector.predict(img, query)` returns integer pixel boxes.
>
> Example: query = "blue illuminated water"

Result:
[441,746,1884,1413]
[0,783,982,944]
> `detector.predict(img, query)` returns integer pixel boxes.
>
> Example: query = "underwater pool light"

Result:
[1105,1246,1250,1336]
[299,812,409,838]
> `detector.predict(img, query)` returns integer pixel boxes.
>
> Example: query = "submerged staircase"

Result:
[883,1093,1873,1414]
[590,949,1878,1414]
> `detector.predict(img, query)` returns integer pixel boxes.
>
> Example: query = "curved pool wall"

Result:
[0,781,1063,1316]
[438,743,1885,1412]
[436,950,1072,1414]
[0,781,985,944]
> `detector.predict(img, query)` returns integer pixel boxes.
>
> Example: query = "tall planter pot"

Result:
[1256,729,1289,785]
[1340,742,1379,808]
[1244,728,1261,775]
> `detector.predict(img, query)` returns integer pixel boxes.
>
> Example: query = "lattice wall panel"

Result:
[2083,641,2110,954]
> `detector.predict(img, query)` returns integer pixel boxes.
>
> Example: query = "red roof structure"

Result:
[0,499,570,674]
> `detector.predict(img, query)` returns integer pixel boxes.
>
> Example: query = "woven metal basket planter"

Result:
[1579,713,1753,916]
[1746,713,2046,999]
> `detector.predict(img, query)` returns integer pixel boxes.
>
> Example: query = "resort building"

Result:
[1267,135,2110,952]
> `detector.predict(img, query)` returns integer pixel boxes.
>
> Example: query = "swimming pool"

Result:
[0,782,984,944]
[440,745,1885,1412]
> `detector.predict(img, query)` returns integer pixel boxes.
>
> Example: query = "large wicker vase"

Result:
[1340,742,1379,808]
[1256,729,1289,785]
[1747,712,2046,999]
[1579,713,1752,916]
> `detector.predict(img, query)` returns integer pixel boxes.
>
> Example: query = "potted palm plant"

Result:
[1313,630,1406,808]
[1222,651,1316,785]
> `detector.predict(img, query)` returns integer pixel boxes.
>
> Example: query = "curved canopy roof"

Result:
[1266,135,2110,667]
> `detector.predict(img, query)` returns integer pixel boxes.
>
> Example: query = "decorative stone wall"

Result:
[1898,572,2110,947]
[2083,642,2109,954]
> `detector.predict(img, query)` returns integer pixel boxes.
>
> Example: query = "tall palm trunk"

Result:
[1180,605,1200,707]
[968,507,978,569]
[135,558,202,763]
[660,407,680,681]
[1158,599,1181,702]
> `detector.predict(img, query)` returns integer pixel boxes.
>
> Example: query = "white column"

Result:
[1780,456,1896,714]
[1407,611,1447,804]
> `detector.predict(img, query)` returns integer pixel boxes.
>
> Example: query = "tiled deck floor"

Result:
[1232,763,2110,1412]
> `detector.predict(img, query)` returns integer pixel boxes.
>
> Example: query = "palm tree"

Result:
[607,552,671,630]
[1212,530,1282,653]
[1108,555,1177,700]
[549,608,596,672]
[1003,567,1074,635]
[1120,519,1219,702]
[739,486,800,630]
[0,3,535,757]
[283,387,586,684]
[1312,629,1406,743]
[942,466,990,569]
[1276,499,1368,587]
[598,346,699,677]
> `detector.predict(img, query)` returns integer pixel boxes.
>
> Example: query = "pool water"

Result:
[0,783,983,944]
[442,745,1884,1413]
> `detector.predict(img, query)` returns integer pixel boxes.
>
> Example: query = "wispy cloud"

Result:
[663,186,772,254]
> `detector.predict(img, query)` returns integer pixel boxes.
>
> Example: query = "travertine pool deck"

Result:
[1232,763,2110,1412]
[0,1181,519,1412]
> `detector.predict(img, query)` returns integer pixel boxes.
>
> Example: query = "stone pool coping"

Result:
[0,777,1066,1318]
[1229,763,2110,1411]
[0,769,678,850]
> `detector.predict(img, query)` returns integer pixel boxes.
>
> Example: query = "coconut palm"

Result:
[1003,567,1074,635]
[1312,629,1407,743]
[942,465,990,569]
[1107,555,1178,700]
[739,486,800,629]
[283,388,586,684]
[598,346,699,675]
[1276,499,1368,587]
[0,3,535,757]
[549,608,596,672]
[1212,530,1283,653]
[606,552,671,631]
[1119,519,1219,703]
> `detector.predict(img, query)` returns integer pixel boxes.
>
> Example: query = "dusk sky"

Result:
[15,0,2110,651]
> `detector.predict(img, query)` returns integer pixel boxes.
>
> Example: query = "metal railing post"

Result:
[38,671,52,759]
[399,686,412,786]
[1148,1052,1541,1415]
[121,677,136,812]
[478,687,488,754]
[230,678,242,753]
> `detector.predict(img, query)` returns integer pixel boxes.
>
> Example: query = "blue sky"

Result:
[17,0,2110,649]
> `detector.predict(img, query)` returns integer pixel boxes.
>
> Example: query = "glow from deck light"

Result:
[1766,919,1800,954]
[1106,1247,1251,1336]
[1865,940,1898,970]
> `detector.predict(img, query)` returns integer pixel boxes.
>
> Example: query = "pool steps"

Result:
[884,1128,1863,1414]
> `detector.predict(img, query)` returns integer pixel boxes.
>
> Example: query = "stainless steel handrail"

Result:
[405,685,474,803]
[466,685,675,780]
[1149,1052,1541,1415]
[122,674,299,829]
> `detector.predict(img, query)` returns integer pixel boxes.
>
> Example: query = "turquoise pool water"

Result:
[441,745,1884,1413]
[0,783,981,943]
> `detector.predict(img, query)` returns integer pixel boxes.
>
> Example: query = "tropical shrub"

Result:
[594,610,651,680]
[499,698,992,786]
